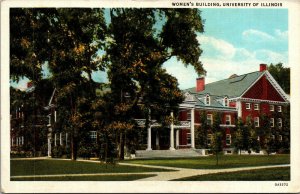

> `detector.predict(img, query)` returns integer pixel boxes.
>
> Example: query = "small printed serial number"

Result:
[275,183,288,186]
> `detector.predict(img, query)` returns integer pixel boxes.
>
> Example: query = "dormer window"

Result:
[224,97,229,107]
[205,94,210,105]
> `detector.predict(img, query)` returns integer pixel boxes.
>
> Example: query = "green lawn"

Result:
[173,167,290,181]
[124,154,290,169]
[11,159,173,177]
[11,174,156,181]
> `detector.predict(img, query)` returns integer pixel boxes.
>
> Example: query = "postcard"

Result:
[1,0,300,193]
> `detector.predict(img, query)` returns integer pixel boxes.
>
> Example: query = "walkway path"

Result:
[118,163,290,181]
[11,157,290,181]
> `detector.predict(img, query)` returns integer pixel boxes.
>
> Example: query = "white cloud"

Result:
[255,49,288,65]
[197,35,236,60]
[242,29,275,42]
[164,34,288,89]
[274,29,288,40]
[242,29,288,42]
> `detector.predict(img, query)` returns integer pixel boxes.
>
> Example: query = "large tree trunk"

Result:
[71,134,77,160]
[119,132,125,160]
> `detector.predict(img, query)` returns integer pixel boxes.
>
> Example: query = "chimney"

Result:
[260,64,267,72]
[196,77,205,92]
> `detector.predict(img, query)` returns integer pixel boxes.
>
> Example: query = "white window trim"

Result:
[187,111,191,121]
[90,131,97,141]
[225,115,231,125]
[278,118,282,128]
[226,134,231,145]
[186,133,191,145]
[205,94,211,106]
[254,117,260,127]
[270,104,274,112]
[224,97,229,107]
[246,103,251,110]
[278,135,283,141]
[277,106,282,112]
[254,103,260,110]
[207,114,213,125]
[270,118,274,127]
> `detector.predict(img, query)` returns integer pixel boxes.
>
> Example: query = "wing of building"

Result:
[176,64,289,154]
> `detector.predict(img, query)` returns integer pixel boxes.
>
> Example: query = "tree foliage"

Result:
[268,63,290,94]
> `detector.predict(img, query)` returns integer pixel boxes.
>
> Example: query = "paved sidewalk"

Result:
[118,162,290,181]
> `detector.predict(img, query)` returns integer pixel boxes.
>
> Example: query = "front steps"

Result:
[134,149,206,158]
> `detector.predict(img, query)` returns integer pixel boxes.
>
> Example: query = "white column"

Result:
[176,129,179,148]
[191,108,195,149]
[146,126,152,150]
[48,137,51,157]
[146,109,152,151]
[54,111,57,122]
[237,100,242,118]
[60,133,62,145]
[16,137,19,146]
[21,136,24,145]
[170,111,175,150]
[54,134,57,146]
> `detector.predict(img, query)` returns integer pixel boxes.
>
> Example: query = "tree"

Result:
[268,63,290,94]
[105,8,205,160]
[211,113,223,165]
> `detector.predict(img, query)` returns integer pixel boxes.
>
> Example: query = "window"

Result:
[270,104,274,111]
[246,103,251,110]
[277,106,282,112]
[226,134,231,145]
[205,94,210,105]
[225,115,231,125]
[187,111,191,121]
[90,131,97,142]
[254,104,260,110]
[207,114,213,125]
[187,133,191,145]
[270,118,274,127]
[271,135,275,140]
[278,135,283,141]
[278,118,282,128]
[207,134,212,145]
[254,117,259,127]
[224,97,229,107]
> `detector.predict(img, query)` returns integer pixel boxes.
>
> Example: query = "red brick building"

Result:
[175,64,289,153]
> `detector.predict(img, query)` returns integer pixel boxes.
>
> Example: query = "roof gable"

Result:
[184,71,264,98]
[241,71,289,102]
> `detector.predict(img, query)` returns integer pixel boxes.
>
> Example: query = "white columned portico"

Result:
[191,108,195,149]
[176,129,179,148]
[170,111,175,150]
[146,109,152,151]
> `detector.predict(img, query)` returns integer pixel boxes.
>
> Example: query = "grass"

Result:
[11,174,156,181]
[124,154,290,169]
[173,167,290,181]
[10,159,173,177]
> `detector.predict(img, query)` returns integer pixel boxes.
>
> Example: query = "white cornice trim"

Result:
[264,71,289,102]
[239,97,289,104]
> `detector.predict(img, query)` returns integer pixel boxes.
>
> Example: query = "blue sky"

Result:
[164,8,288,89]
[11,8,288,90]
